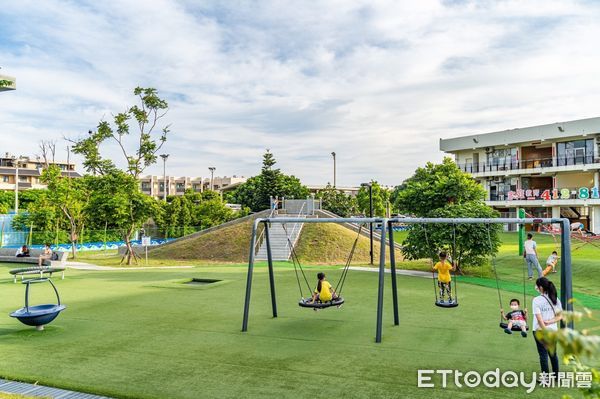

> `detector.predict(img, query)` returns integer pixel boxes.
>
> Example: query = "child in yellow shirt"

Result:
[433,251,455,303]
[310,272,339,310]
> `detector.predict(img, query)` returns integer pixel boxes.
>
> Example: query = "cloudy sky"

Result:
[1,0,600,186]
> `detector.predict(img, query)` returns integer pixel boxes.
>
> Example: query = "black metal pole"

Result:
[388,220,399,326]
[369,185,374,265]
[375,219,387,343]
[560,218,574,328]
[242,220,259,332]
[265,222,277,318]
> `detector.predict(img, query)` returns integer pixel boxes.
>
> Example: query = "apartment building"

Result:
[440,117,600,233]
[139,175,204,199]
[205,175,247,191]
[0,154,80,192]
[139,175,248,198]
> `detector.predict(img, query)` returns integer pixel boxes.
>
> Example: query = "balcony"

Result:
[458,155,599,175]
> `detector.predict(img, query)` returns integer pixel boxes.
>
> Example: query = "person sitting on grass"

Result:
[38,243,52,267]
[542,251,559,277]
[433,251,455,303]
[501,298,528,337]
[15,245,30,257]
[309,272,339,311]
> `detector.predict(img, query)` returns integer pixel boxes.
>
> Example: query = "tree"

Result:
[315,184,358,217]
[397,158,500,270]
[396,157,486,215]
[11,192,63,246]
[229,150,309,211]
[17,189,46,211]
[155,190,240,238]
[71,86,169,178]
[40,165,91,258]
[87,171,161,265]
[389,184,405,215]
[0,191,12,213]
[401,203,500,270]
[356,181,388,217]
[71,87,170,264]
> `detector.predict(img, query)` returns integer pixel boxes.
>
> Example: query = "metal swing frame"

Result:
[242,217,574,343]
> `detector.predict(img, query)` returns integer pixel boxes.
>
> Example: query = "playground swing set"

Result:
[241,217,574,343]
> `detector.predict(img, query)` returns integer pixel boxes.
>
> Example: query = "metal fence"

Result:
[0,225,203,251]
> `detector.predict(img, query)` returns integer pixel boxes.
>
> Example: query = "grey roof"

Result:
[0,167,81,178]
[439,116,600,152]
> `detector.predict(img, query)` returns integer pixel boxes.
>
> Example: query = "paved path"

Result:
[349,266,431,278]
[66,261,194,271]
[0,378,111,398]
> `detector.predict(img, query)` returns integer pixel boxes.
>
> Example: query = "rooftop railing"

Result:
[458,155,598,173]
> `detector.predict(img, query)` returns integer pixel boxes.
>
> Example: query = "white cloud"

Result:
[1,0,600,186]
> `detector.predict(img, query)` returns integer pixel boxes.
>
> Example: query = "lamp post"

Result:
[12,155,24,214]
[361,182,374,265]
[208,167,216,191]
[331,152,336,188]
[160,154,169,201]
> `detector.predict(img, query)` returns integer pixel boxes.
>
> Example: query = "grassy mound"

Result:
[150,218,398,264]
[295,222,393,264]
[150,218,254,262]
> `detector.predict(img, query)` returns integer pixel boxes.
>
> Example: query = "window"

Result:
[557,139,593,166]
[2,176,9,182]
[176,183,185,192]
[141,182,151,191]
[489,177,517,201]
[159,182,165,191]
[19,176,28,182]
[487,148,517,170]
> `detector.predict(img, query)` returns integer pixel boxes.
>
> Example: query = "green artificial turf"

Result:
[0,262,594,399]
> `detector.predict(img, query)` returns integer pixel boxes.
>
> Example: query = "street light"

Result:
[12,155,25,214]
[361,182,374,265]
[208,167,216,191]
[331,152,336,188]
[160,154,169,201]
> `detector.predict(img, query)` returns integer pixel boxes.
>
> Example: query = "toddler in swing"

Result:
[501,298,528,337]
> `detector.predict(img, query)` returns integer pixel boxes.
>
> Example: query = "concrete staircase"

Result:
[256,214,304,261]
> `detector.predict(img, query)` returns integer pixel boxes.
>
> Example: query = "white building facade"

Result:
[440,116,600,233]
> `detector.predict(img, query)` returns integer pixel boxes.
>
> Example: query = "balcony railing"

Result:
[459,155,598,173]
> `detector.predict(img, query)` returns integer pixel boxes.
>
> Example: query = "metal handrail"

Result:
[254,201,279,255]
[457,155,598,173]
[284,202,306,253]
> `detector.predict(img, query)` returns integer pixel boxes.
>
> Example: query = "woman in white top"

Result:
[532,277,563,376]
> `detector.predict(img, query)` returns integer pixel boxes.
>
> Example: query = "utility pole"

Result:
[361,182,374,265]
[160,154,169,201]
[13,155,24,214]
[331,152,336,188]
[208,167,216,191]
